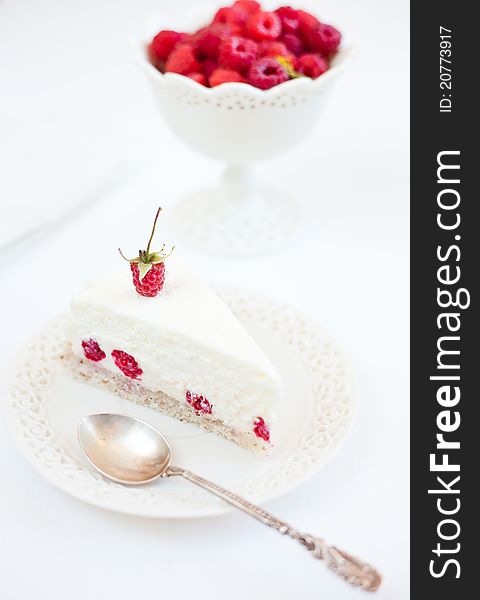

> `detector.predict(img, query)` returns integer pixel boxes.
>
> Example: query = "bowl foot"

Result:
[168,165,302,257]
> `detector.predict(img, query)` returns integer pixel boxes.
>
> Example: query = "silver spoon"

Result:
[78,413,381,592]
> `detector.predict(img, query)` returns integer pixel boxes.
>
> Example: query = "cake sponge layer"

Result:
[63,349,269,454]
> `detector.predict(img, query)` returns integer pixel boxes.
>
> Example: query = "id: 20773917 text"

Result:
[439,26,453,113]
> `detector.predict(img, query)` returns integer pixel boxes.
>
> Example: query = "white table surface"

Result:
[0,0,409,598]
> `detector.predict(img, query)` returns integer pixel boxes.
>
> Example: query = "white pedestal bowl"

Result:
[133,35,349,256]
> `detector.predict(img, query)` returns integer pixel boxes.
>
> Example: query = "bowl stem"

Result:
[168,163,302,257]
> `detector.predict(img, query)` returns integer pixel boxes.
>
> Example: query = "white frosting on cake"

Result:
[67,255,280,435]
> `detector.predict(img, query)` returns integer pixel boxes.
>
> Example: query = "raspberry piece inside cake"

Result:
[253,417,270,442]
[81,339,106,362]
[186,390,213,415]
[111,350,143,380]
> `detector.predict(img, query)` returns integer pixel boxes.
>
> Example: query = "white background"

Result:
[0,0,409,598]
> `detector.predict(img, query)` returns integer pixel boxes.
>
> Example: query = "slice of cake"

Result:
[64,209,280,453]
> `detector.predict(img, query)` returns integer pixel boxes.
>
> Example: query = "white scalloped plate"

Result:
[4,289,356,518]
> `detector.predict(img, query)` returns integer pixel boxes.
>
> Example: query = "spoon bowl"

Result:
[78,413,171,484]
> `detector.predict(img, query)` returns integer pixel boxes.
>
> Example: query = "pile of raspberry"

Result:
[148,1,341,90]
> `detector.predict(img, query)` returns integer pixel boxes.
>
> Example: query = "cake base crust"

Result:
[61,349,268,454]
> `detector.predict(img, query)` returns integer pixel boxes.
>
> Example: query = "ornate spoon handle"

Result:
[165,466,381,592]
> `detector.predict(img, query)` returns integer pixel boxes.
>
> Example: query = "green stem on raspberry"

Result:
[145,207,162,262]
